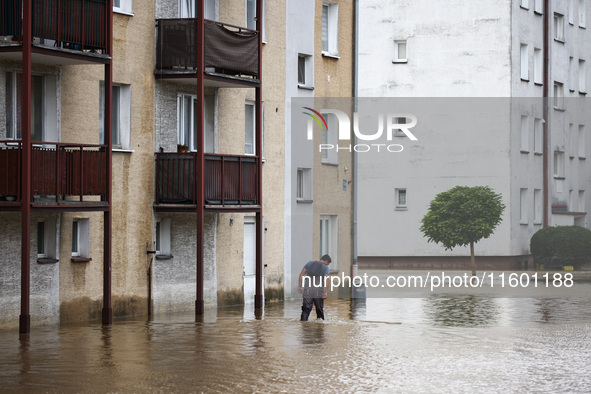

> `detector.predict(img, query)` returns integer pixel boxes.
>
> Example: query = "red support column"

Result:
[19,0,33,334]
[195,0,205,317]
[102,0,113,326]
[254,0,264,312]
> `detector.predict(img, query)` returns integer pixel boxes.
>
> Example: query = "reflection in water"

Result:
[0,294,590,392]
[424,296,500,327]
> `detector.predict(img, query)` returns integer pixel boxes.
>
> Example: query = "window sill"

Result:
[296,199,313,204]
[112,148,135,153]
[554,38,565,44]
[37,258,59,264]
[579,156,586,160]
[392,59,408,64]
[580,25,587,30]
[521,78,530,82]
[553,106,566,112]
[321,161,338,167]
[579,91,587,96]
[520,221,528,225]
[534,82,543,86]
[533,221,543,225]
[521,149,530,154]
[534,151,543,156]
[321,52,341,59]
[395,207,408,211]
[114,9,134,16]
[570,89,576,92]
[534,10,543,16]
[71,257,92,263]
[298,84,314,90]
[554,176,566,180]
[520,5,529,10]
[155,254,173,260]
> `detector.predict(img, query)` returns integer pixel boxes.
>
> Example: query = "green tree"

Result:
[420,186,506,275]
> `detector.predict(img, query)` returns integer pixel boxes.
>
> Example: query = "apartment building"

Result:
[357,0,591,268]
[0,0,287,331]
[285,0,354,297]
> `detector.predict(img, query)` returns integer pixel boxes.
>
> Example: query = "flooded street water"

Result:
[1,285,591,392]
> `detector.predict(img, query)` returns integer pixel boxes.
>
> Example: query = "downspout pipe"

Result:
[352,0,359,281]
[542,0,549,227]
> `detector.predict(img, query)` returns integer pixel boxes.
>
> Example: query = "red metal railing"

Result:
[155,152,259,206]
[1,0,107,52]
[155,18,259,77]
[0,141,108,202]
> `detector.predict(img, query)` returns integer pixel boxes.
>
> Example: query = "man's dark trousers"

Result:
[301,289,325,321]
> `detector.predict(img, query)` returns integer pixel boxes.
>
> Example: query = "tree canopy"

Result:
[420,186,505,250]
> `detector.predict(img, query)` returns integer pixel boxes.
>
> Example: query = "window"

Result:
[100,83,131,149]
[246,0,256,29]
[72,218,90,259]
[520,0,529,9]
[37,218,58,259]
[179,0,216,19]
[569,0,575,23]
[113,0,133,14]
[520,44,529,80]
[176,93,215,152]
[553,150,565,177]
[297,54,313,88]
[155,218,171,255]
[579,190,585,212]
[534,0,543,14]
[393,40,407,63]
[534,48,543,84]
[5,72,53,141]
[322,2,339,56]
[245,102,255,155]
[534,189,542,224]
[554,13,564,41]
[520,188,528,224]
[569,123,576,157]
[296,168,312,201]
[319,216,337,269]
[579,125,586,158]
[554,82,564,109]
[521,119,533,156]
[534,118,544,153]
[395,188,407,209]
[321,112,338,164]
[580,0,586,27]
[569,57,575,91]
[579,59,586,93]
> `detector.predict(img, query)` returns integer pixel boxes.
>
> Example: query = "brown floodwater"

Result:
[1,294,590,393]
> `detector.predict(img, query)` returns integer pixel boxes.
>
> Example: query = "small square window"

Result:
[393,40,407,63]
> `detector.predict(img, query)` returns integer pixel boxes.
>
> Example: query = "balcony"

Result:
[155,19,259,86]
[0,141,108,208]
[0,0,109,63]
[155,153,259,210]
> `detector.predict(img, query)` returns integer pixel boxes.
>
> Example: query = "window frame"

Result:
[553,81,565,109]
[520,115,529,152]
[393,40,408,63]
[71,218,90,259]
[579,59,586,93]
[245,101,256,156]
[297,54,313,88]
[321,112,338,165]
[296,168,312,201]
[395,188,407,210]
[553,150,565,178]
[321,1,339,57]
[520,43,529,81]
[554,13,565,41]
[578,125,586,158]
[533,189,542,224]
[100,82,132,150]
[113,0,133,15]
[155,218,172,256]
[520,188,528,224]
[534,118,543,153]
[579,0,586,28]
[534,48,543,84]
[5,72,49,142]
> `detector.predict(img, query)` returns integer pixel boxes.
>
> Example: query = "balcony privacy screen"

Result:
[156,19,259,77]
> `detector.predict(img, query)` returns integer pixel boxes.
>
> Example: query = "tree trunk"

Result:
[470,241,476,276]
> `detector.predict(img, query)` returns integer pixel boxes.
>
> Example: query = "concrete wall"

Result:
[312,0,354,291]
[59,3,156,322]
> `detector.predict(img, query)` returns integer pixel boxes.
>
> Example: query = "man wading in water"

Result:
[298,255,332,321]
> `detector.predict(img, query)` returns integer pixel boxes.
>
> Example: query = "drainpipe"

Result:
[351,0,359,282]
[542,0,549,227]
